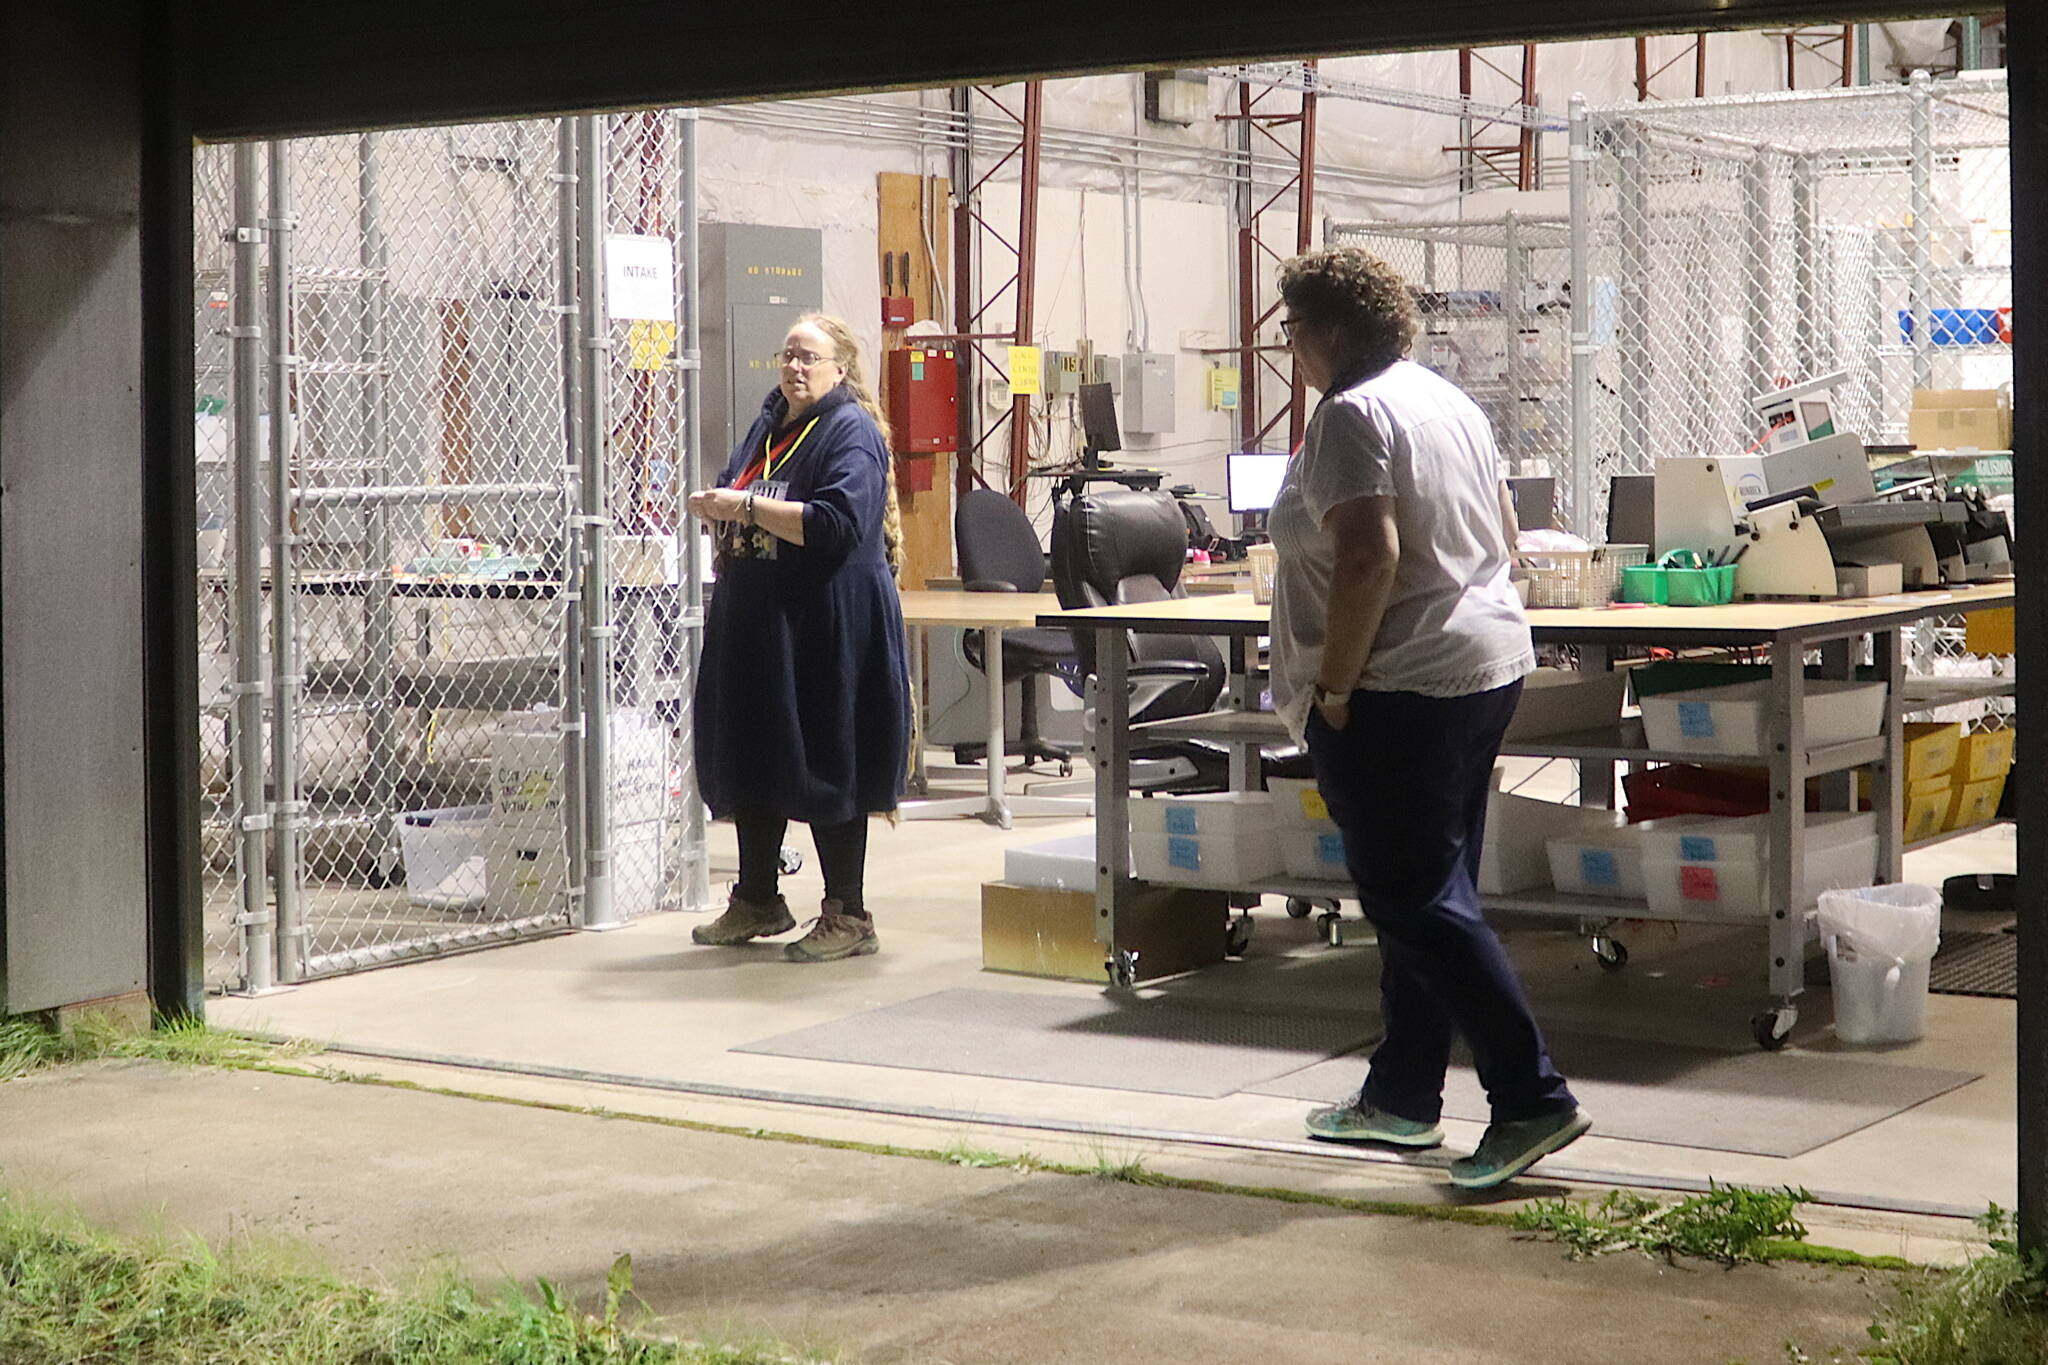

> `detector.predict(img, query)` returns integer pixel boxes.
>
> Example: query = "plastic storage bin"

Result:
[1960,727,2016,782]
[1264,776,1330,825]
[1545,826,1648,900]
[1639,679,1887,757]
[1503,668,1630,742]
[395,804,491,910]
[1480,791,1626,896]
[1131,792,1276,886]
[1281,825,1349,880]
[1005,834,1129,891]
[1904,722,1963,782]
[1816,883,1941,1045]
[1639,811,1878,921]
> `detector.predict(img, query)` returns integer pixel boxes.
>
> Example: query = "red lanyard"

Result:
[732,417,819,490]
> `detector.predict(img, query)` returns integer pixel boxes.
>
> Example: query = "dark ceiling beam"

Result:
[191,1,1989,140]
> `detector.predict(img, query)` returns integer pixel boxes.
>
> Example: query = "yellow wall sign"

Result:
[627,319,676,372]
[1008,345,1042,397]
[1207,366,1241,411]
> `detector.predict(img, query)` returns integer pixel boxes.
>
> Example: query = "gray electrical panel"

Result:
[1121,352,1176,434]
[698,223,824,480]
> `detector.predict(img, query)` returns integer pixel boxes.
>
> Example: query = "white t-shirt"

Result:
[1268,359,1534,744]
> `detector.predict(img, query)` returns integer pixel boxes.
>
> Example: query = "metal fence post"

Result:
[265,141,304,984]
[555,119,589,905]
[1567,95,1593,540]
[677,108,711,915]
[1741,149,1777,403]
[1617,121,1652,481]
[229,143,276,995]
[1792,153,1820,381]
[1503,211,1527,480]
[358,132,399,883]
[1909,69,1935,392]
[576,115,618,930]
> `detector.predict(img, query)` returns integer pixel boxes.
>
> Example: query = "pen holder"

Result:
[1620,550,1737,607]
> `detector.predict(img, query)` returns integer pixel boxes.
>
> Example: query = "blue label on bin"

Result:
[1316,833,1345,865]
[1679,835,1718,862]
[1163,806,1198,835]
[1167,836,1202,871]
[1579,849,1620,887]
[1677,701,1716,739]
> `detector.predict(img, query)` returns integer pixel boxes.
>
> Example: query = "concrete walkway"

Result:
[0,1060,1897,1364]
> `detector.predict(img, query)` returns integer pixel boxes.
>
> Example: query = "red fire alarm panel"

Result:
[884,344,958,455]
[881,295,915,328]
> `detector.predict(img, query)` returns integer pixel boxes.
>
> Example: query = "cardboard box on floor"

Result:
[1908,388,2012,452]
[981,881,1228,983]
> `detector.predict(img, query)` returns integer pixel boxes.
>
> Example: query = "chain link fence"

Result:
[195,115,709,994]
[1325,216,1573,501]
[1570,72,2012,729]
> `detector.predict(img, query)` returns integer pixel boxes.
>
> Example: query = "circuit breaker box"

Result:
[1121,352,1176,433]
[698,223,824,481]
[884,343,959,454]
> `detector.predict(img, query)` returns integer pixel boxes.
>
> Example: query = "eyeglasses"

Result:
[1278,317,1304,337]
[778,348,837,368]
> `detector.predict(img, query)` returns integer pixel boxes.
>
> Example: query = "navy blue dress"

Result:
[694,383,911,825]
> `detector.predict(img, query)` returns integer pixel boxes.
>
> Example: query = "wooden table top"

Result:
[1037,582,2015,644]
[900,589,1067,629]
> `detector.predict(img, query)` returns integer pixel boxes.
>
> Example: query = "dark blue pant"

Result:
[1307,680,1576,1125]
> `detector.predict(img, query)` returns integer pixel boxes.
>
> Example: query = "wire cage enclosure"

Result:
[194,114,711,994]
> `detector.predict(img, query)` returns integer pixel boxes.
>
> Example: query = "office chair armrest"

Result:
[962,580,1019,593]
[1126,660,1212,717]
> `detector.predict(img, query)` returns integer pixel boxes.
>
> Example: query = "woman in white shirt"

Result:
[1267,247,1588,1191]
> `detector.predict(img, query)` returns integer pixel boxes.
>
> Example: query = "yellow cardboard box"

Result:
[1947,775,2008,832]
[1909,388,2012,452]
[980,881,1227,983]
[1960,727,2016,783]
[1904,775,1955,844]
[1965,607,2015,657]
[1904,722,1963,783]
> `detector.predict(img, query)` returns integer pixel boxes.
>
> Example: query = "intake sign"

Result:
[605,234,675,321]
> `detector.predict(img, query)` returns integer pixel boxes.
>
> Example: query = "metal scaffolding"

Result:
[1224,63,1318,454]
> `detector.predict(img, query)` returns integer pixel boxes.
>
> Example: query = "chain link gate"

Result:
[195,115,711,993]
[1568,73,2012,730]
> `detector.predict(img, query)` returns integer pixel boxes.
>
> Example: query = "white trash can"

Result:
[1815,884,1942,1045]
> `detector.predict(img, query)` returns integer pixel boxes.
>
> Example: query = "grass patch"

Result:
[0,1192,821,1364]
[1513,1183,1816,1267]
[1860,1205,2048,1364]
[0,1014,300,1081]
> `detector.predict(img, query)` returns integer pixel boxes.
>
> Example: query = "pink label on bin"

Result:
[1680,865,1720,901]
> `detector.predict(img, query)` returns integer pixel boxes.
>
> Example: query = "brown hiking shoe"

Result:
[691,892,795,945]
[784,900,879,963]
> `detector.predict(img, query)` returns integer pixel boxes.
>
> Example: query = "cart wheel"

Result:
[1318,911,1344,947]
[778,845,804,875]
[1059,759,1074,778]
[1285,897,1314,919]
[1750,1005,1797,1051]
[1106,949,1138,988]
[1590,935,1629,972]
[1226,914,1255,957]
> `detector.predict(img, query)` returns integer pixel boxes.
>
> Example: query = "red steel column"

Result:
[1288,66,1318,451]
[1008,80,1042,500]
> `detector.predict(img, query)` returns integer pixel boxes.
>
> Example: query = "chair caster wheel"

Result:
[778,845,803,875]
[1590,935,1628,971]
[1226,915,1254,957]
[1751,1005,1797,1051]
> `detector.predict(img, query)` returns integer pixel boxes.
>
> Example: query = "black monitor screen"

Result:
[1078,381,1121,456]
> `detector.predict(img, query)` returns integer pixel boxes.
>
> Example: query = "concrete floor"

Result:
[0,1062,1891,1365]
[210,754,2020,1255]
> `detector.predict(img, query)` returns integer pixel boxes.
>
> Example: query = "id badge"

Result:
[714,478,790,565]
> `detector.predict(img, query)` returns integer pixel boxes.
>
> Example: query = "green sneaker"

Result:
[1305,1101,1445,1149]
[1448,1108,1592,1190]
[784,901,880,963]
[691,892,795,945]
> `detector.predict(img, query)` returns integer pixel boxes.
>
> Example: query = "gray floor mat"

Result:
[732,987,1377,1099]
[1928,930,2017,999]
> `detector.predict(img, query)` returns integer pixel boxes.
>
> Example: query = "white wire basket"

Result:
[1517,544,1649,609]
[1247,543,1278,605]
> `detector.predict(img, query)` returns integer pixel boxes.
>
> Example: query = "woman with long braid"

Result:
[687,313,910,962]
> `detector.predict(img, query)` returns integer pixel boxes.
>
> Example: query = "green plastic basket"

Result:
[1619,550,1737,607]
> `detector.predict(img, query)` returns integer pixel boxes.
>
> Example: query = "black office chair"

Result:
[953,487,1080,774]
[1050,487,1234,790]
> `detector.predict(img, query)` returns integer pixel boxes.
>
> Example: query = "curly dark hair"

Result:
[1277,247,1419,373]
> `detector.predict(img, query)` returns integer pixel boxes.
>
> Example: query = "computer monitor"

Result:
[1506,476,1557,532]
[1077,382,1121,467]
[1226,451,1289,514]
